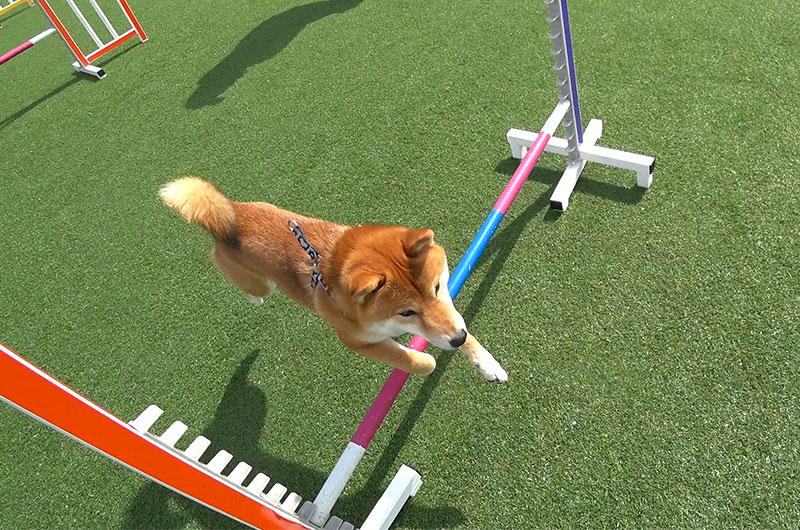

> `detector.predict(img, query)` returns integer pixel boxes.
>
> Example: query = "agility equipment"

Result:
[506,0,655,211]
[0,27,55,66]
[0,0,33,17]
[0,342,421,530]
[310,0,656,522]
[35,0,147,78]
[0,0,146,78]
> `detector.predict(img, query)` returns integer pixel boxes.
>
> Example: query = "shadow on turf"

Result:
[123,350,463,529]
[0,45,138,131]
[495,157,647,214]
[186,0,364,110]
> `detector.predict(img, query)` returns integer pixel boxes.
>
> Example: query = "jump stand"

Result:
[310,0,655,523]
[0,0,146,78]
[0,0,33,17]
[0,342,421,530]
[506,0,655,212]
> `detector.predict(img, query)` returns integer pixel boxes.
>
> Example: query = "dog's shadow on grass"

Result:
[122,350,463,529]
[186,0,364,110]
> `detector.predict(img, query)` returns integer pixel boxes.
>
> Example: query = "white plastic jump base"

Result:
[0,342,421,530]
[507,120,654,212]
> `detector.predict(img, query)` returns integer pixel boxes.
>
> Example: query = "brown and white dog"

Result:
[160,177,507,382]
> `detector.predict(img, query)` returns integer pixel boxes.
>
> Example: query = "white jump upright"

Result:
[506,0,655,212]
[0,342,420,530]
[35,0,147,78]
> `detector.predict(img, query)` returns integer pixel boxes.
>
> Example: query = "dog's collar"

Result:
[288,220,332,297]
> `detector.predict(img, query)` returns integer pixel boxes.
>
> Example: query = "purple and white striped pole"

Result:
[0,28,56,67]
[310,99,571,526]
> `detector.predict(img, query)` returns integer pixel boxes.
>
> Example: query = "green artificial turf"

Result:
[1,0,799,528]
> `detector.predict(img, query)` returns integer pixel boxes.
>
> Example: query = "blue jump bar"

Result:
[447,209,505,298]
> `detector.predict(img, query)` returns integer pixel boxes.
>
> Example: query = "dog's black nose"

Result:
[449,329,467,348]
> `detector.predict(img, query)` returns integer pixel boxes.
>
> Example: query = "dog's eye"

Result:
[399,309,417,317]
[435,283,440,296]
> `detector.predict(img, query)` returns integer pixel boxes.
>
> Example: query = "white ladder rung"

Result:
[158,421,188,447]
[281,492,303,513]
[206,450,233,473]
[129,405,163,433]
[245,473,270,496]
[263,483,287,504]
[183,436,211,461]
[227,462,252,485]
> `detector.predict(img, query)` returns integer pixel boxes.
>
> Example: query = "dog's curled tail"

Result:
[160,177,239,247]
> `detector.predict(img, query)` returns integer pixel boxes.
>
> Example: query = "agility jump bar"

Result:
[310,100,571,526]
[0,28,55,66]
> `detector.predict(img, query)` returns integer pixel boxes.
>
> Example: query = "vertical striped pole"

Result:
[311,100,571,526]
[558,0,583,143]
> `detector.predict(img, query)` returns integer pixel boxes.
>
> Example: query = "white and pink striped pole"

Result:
[311,99,571,526]
[0,28,56,66]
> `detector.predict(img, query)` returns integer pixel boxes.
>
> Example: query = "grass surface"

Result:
[1,0,799,528]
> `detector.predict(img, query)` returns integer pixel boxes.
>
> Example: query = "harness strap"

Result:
[288,220,331,296]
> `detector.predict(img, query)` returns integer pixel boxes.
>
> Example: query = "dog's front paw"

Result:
[245,293,264,306]
[413,353,437,376]
[474,354,508,383]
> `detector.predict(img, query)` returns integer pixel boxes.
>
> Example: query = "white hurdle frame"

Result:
[36,0,147,78]
[506,0,655,212]
[0,342,420,530]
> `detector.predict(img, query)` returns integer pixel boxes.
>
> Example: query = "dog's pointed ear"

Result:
[349,271,386,303]
[404,228,434,258]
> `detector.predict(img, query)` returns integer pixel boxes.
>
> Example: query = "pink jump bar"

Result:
[353,100,569,449]
[0,28,56,66]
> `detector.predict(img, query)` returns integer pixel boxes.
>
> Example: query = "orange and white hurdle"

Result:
[36,0,147,78]
[0,0,146,78]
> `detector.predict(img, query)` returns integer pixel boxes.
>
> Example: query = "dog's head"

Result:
[334,225,467,350]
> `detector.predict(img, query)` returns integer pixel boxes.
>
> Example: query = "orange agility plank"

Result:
[0,343,308,530]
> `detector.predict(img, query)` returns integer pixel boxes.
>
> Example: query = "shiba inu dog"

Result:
[160,177,507,382]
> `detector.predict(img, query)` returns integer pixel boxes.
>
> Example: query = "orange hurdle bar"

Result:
[0,343,309,530]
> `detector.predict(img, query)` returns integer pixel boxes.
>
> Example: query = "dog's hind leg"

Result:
[212,245,274,305]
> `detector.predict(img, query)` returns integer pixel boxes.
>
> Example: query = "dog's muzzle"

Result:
[449,329,467,348]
